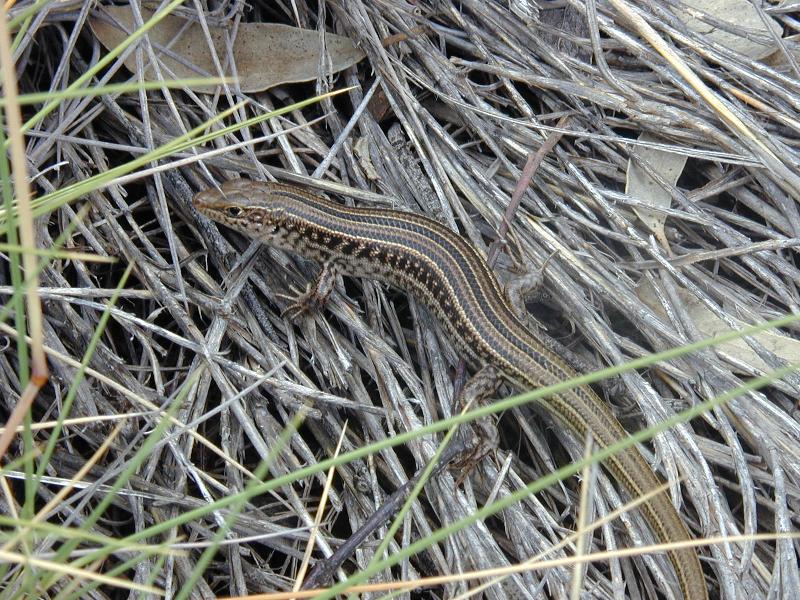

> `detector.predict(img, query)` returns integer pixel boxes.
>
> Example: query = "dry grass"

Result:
[2,1,799,599]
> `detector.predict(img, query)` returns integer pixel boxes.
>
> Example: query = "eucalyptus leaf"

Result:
[90,7,365,93]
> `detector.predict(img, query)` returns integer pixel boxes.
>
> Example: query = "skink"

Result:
[193,179,707,599]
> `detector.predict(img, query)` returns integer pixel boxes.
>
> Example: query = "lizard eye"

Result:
[225,207,242,218]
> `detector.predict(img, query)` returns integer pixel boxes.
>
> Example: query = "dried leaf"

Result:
[637,280,800,373]
[626,133,688,247]
[762,33,800,73]
[673,0,782,60]
[90,7,365,93]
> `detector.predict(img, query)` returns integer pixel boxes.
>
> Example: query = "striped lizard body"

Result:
[193,179,707,599]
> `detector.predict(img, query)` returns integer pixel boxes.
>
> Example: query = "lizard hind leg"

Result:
[451,365,504,479]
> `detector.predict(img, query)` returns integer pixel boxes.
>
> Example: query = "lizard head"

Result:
[193,179,289,240]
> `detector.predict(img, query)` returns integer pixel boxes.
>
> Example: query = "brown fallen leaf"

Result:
[673,0,781,60]
[90,6,365,93]
[626,133,688,250]
[637,279,800,374]
[762,33,800,73]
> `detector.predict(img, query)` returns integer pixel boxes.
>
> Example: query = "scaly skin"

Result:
[194,179,707,599]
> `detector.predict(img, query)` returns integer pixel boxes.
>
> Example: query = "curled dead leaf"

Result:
[637,280,800,373]
[626,133,688,249]
[673,0,782,60]
[90,6,365,93]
